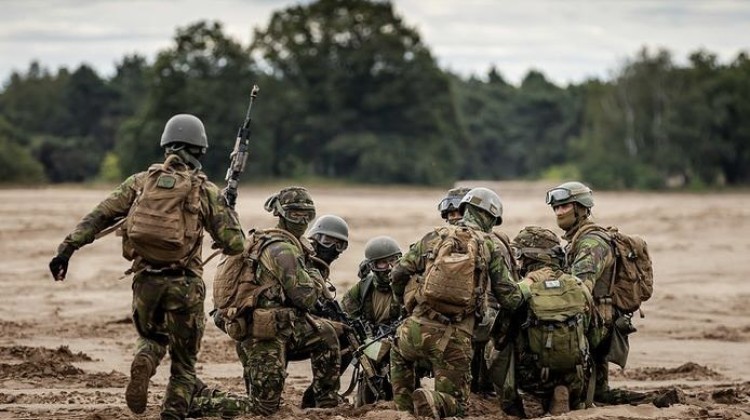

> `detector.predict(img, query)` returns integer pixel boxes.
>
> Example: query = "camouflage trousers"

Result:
[488,339,590,413]
[471,307,498,394]
[390,317,473,417]
[188,379,252,419]
[236,313,341,415]
[131,271,205,420]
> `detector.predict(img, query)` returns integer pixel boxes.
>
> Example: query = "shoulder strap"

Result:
[358,274,375,314]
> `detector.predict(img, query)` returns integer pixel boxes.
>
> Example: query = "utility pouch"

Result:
[251,308,277,339]
[225,317,248,341]
[606,321,631,369]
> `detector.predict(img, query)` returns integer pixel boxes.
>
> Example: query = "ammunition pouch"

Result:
[226,317,248,341]
[251,308,295,340]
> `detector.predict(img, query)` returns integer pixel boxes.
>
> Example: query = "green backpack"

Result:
[525,270,592,378]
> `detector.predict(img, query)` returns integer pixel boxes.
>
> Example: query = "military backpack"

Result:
[123,155,204,266]
[570,225,654,314]
[525,270,592,378]
[213,228,302,314]
[418,225,489,317]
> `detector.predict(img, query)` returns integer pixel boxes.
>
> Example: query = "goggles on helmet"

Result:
[438,197,462,215]
[370,254,401,272]
[316,234,348,252]
[545,188,573,206]
[283,208,315,224]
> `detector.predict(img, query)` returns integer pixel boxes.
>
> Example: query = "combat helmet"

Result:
[512,226,563,268]
[545,181,594,208]
[437,187,472,219]
[459,187,503,225]
[307,215,349,251]
[364,236,402,272]
[160,114,208,150]
[264,186,316,223]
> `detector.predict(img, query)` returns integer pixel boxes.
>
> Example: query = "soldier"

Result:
[545,181,643,405]
[439,186,513,396]
[341,236,403,404]
[48,114,245,420]
[308,214,349,266]
[299,214,350,408]
[234,186,341,414]
[389,187,535,419]
[493,226,594,416]
[438,187,472,225]
[342,236,402,327]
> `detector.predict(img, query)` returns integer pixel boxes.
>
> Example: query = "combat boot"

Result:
[549,385,570,415]
[412,388,440,420]
[126,354,154,414]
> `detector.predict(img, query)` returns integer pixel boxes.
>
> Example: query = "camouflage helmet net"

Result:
[264,186,316,221]
[512,226,563,268]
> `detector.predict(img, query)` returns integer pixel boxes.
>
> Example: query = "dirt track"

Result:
[1,183,749,419]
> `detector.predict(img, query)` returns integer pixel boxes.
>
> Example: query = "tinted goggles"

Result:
[437,197,462,214]
[284,208,315,224]
[370,255,401,272]
[545,188,572,205]
[317,234,348,252]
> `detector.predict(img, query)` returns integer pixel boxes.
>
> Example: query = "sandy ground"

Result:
[0,182,749,420]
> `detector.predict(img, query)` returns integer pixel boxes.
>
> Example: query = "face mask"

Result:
[282,219,308,238]
[373,270,392,291]
[314,242,341,265]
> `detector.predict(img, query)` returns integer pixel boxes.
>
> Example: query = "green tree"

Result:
[251,0,462,184]
[116,21,257,179]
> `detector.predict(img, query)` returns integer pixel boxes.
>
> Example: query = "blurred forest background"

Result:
[1,0,748,189]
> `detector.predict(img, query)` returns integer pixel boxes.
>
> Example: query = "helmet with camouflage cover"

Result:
[545,181,594,208]
[160,114,208,149]
[459,187,503,225]
[264,186,316,223]
[512,226,563,270]
[438,187,472,220]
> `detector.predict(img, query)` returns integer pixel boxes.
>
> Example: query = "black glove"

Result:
[221,187,237,209]
[49,255,69,281]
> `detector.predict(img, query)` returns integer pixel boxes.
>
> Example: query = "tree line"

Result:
[1,0,748,189]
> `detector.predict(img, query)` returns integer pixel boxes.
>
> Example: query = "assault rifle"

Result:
[223,85,260,209]
[313,298,387,400]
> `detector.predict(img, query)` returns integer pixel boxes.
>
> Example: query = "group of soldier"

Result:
[49,114,644,420]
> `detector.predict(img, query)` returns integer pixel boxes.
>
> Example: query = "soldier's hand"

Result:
[524,267,554,284]
[222,187,237,209]
[49,255,69,281]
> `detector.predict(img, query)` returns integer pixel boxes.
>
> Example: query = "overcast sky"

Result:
[2,0,749,87]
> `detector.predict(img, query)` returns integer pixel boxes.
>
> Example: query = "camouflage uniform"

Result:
[235,187,340,415]
[342,271,401,327]
[546,181,639,404]
[563,220,614,401]
[188,379,253,418]
[389,205,530,417]
[54,155,244,420]
[491,226,594,415]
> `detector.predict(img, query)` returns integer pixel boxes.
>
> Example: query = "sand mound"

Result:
[614,362,726,381]
[0,345,94,363]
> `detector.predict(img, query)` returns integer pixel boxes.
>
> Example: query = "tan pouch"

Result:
[252,308,278,339]
[225,317,248,341]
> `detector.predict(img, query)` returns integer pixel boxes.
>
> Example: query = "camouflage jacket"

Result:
[391,220,530,320]
[254,228,321,312]
[56,157,245,277]
[341,272,401,327]
[564,220,615,298]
